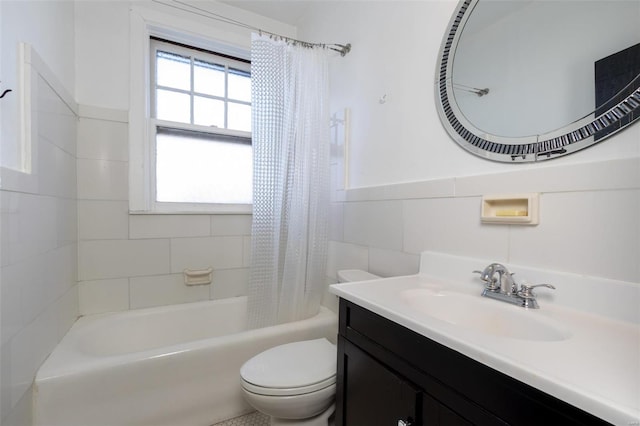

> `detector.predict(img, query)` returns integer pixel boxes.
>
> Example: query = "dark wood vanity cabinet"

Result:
[335,299,610,426]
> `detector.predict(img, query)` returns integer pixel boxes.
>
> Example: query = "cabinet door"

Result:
[422,392,472,426]
[339,338,420,426]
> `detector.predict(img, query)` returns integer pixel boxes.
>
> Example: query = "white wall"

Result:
[295,1,639,308]
[0,2,78,423]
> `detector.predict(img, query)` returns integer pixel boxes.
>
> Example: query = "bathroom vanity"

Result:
[335,299,606,425]
[330,254,639,426]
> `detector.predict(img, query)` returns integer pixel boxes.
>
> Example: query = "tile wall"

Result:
[76,107,252,315]
[0,60,78,425]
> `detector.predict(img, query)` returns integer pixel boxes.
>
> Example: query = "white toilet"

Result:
[239,269,380,425]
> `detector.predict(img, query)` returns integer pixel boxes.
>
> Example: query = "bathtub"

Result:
[34,296,337,426]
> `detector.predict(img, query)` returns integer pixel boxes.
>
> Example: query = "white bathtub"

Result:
[34,296,338,426]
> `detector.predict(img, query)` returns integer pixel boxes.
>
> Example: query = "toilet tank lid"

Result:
[337,269,380,283]
[240,338,336,389]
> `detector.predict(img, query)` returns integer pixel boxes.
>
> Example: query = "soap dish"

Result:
[481,193,539,225]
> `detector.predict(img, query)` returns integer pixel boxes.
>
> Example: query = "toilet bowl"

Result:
[240,269,380,425]
[240,339,337,425]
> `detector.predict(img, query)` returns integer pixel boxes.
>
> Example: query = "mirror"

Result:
[436,0,640,162]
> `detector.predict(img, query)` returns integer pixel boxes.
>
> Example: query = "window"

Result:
[149,38,252,210]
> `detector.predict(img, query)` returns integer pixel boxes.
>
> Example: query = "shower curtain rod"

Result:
[151,0,352,56]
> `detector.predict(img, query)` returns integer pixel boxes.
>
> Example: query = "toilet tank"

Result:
[337,269,380,283]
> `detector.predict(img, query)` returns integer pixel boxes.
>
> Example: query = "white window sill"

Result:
[130,203,252,215]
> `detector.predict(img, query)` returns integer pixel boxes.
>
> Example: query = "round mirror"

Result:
[436,0,640,162]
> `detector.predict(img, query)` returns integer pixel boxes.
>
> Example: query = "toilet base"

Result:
[270,404,334,426]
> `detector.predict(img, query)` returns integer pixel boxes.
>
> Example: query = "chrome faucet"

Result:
[473,263,555,309]
[475,263,517,294]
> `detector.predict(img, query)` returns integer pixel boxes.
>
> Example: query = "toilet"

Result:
[239,269,380,425]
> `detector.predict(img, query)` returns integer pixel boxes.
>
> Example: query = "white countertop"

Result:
[330,272,640,425]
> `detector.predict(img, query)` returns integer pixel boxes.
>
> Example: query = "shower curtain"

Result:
[248,33,331,328]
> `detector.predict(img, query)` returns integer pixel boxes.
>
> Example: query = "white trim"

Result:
[153,119,251,139]
[147,202,253,214]
[129,4,254,214]
[19,43,34,173]
[129,7,152,211]
[337,157,640,203]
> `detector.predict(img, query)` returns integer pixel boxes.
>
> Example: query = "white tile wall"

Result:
[242,236,252,268]
[368,247,419,278]
[76,111,254,315]
[56,198,78,246]
[37,139,77,199]
[78,200,129,240]
[210,268,250,299]
[78,239,171,280]
[4,192,58,265]
[37,75,77,157]
[130,274,210,309]
[77,158,128,200]
[170,236,244,273]
[77,116,128,161]
[509,190,640,283]
[403,197,510,261]
[78,278,130,315]
[211,215,252,236]
[0,52,79,424]
[129,214,211,239]
[326,241,369,281]
[329,202,344,241]
[343,200,404,250]
[327,158,640,289]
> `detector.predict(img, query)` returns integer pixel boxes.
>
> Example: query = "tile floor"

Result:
[211,409,336,425]
[211,411,269,426]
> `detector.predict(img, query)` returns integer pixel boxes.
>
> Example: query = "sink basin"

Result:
[400,288,571,341]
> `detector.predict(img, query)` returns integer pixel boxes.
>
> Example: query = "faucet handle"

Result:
[517,283,556,299]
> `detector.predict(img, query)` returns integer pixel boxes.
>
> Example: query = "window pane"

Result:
[228,68,251,102]
[156,89,191,123]
[194,96,225,128]
[228,102,251,132]
[156,51,191,91]
[194,59,225,97]
[156,129,253,204]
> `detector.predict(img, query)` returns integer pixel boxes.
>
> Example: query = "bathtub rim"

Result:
[36,297,337,382]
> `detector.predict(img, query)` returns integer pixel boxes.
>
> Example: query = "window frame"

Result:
[149,39,252,212]
[150,38,252,130]
[129,4,253,214]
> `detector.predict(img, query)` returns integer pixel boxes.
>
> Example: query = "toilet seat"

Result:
[240,376,335,397]
[240,338,336,397]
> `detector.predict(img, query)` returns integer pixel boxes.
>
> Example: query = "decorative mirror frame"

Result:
[436,0,640,163]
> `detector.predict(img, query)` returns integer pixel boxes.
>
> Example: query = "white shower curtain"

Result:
[248,33,331,328]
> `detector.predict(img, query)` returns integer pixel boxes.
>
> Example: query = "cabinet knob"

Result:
[398,419,413,426]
